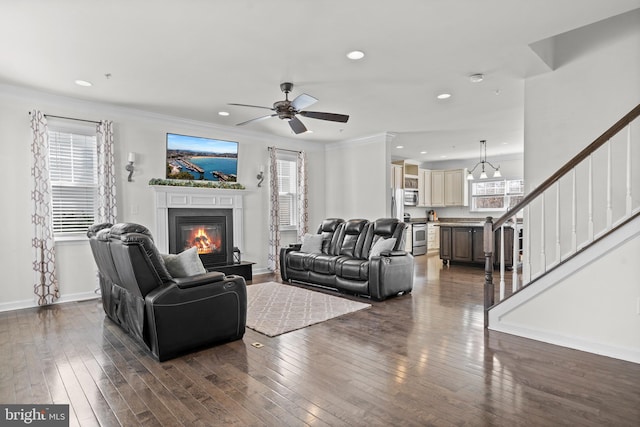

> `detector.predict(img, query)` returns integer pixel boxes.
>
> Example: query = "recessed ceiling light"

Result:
[420,151,427,154]
[346,50,365,60]
[396,145,404,149]
[75,79,92,87]
[440,155,447,158]
[218,111,230,116]
[437,93,451,100]
[470,73,484,83]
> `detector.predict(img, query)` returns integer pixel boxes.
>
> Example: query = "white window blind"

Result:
[277,155,298,229]
[48,130,98,234]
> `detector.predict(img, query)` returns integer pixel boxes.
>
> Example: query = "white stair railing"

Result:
[483,104,640,327]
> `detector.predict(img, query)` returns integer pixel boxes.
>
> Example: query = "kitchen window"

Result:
[470,179,523,212]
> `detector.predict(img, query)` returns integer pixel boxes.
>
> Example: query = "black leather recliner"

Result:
[87,222,246,361]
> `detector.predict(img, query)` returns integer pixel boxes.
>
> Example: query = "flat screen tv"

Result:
[166,133,238,182]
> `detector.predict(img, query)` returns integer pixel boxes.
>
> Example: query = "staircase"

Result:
[483,103,640,363]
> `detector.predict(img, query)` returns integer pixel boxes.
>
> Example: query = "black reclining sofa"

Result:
[87,222,247,361]
[280,218,414,301]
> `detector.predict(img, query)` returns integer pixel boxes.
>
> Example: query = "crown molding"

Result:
[0,83,323,148]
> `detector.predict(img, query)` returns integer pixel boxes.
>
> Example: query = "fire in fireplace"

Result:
[168,208,233,268]
[181,225,222,254]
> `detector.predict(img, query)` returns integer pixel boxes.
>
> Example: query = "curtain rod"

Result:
[28,111,101,125]
[268,146,302,154]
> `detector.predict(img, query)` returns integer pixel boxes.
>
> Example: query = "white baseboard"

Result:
[252,267,271,276]
[0,291,100,313]
[490,322,640,364]
[0,299,39,313]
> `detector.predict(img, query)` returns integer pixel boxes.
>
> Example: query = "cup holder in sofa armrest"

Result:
[380,250,410,257]
[172,271,226,289]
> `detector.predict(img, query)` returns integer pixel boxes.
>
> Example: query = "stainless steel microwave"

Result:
[404,189,418,206]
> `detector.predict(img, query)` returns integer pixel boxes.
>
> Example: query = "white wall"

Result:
[0,84,327,310]
[324,133,389,220]
[508,9,640,361]
[525,9,640,188]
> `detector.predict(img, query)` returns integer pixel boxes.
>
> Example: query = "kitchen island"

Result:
[438,218,519,268]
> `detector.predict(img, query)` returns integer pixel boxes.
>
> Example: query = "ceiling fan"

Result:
[229,82,349,134]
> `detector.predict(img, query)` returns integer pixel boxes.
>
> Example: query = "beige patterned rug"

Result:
[245,282,371,337]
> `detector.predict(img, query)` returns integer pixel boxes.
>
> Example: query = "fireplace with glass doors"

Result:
[167,208,253,280]
[168,208,233,268]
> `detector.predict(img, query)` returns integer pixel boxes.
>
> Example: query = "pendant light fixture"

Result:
[467,140,501,180]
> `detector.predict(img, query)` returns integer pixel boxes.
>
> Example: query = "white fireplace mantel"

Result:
[151,185,244,254]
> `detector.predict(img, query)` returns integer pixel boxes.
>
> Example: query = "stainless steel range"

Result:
[412,223,427,255]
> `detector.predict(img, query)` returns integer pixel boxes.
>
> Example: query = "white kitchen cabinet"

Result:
[431,170,445,207]
[427,223,440,251]
[418,169,431,207]
[444,168,469,206]
[392,160,420,189]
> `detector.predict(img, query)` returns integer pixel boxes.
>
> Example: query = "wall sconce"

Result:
[256,165,265,187]
[126,152,135,182]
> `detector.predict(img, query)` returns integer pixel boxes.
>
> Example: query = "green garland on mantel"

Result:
[148,178,246,190]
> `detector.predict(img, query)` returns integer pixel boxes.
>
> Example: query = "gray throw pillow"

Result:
[161,246,206,278]
[369,237,397,259]
[300,233,323,253]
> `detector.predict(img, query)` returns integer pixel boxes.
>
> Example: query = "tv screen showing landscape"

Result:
[166,133,238,182]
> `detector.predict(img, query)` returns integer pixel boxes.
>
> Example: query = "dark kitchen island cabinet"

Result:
[440,225,514,268]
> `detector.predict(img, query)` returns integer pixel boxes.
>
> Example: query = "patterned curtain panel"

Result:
[30,110,59,305]
[267,147,280,272]
[96,120,117,223]
[296,150,309,242]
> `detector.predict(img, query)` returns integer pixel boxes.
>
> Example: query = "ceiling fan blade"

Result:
[299,111,349,123]
[236,114,277,126]
[228,103,274,111]
[288,116,308,134]
[290,93,318,111]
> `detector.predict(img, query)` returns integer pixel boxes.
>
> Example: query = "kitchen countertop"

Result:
[435,217,520,227]
[404,217,516,227]
[406,217,428,224]
[436,221,486,227]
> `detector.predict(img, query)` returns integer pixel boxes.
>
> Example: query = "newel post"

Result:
[483,217,494,329]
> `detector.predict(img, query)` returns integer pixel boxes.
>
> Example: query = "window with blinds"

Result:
[48,130,98,235]
[470,179,524,212]
[277,156,298,229]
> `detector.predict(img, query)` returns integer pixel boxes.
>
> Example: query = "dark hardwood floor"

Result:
[2,253,639,426]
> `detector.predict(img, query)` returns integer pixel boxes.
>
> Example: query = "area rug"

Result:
[245,282,371,337]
